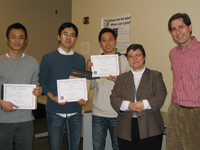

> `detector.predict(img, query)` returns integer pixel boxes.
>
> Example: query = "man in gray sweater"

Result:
[0,23,42,150]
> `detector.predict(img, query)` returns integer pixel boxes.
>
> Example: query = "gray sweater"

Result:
[91,54,131,118]
[0,54,39,123]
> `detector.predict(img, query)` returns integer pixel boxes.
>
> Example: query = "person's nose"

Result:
[15,37,20,42]
[176,28,181,35]
[133,55,137,60]
[66,34,71,40]
[106,40,110,45]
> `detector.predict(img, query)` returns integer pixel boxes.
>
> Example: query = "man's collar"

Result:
[58,47,74,55]
[6,53,25,59]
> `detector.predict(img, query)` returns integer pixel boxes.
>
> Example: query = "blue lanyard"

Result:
[132,74,137,118]
[133,74,137,101]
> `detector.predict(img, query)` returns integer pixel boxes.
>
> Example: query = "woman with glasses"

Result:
[110,44,167,150]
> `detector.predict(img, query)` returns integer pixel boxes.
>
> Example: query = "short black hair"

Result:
[168,13,192,34]
[98,28,117,42]
[6,23,27,41]
[126,44,146,58]
[58,22,78,37]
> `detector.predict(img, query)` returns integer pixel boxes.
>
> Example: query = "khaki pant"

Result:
[167,102,200,150]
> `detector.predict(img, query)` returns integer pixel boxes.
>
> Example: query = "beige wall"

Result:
[0,0,71,63]
[72,0,200,112]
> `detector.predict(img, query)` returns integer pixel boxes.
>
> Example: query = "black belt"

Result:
[179,105,197,109]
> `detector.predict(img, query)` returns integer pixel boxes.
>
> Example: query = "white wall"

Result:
[72,0,200,112]
[0,0,71,63]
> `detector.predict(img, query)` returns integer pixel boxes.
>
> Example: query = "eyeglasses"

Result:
[9,36,25,41]
[128,53,142,58]
[62,33,75,38]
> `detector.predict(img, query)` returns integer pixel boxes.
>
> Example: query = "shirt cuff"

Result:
[120,100,130,111]
[143,99,151,110]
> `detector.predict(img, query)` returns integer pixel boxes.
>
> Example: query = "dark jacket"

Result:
[110,68,167,141]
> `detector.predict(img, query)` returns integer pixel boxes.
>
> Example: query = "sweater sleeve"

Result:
[110,75,126,114]
[31,60,39,84]
[39,55,51,95]
[80,56,86,70]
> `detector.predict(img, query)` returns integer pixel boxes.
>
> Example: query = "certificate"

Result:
[91,54,119,77]
[69,67,94,96]
[57,78,88,103]
[3,84,37,109]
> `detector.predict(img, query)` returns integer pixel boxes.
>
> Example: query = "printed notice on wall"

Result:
[81,42,90,54]
[101,13,131,54]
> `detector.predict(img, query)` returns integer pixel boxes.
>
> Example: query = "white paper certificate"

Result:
[3,84,36,109]
[57,78,88,103]
[91,54,119,77]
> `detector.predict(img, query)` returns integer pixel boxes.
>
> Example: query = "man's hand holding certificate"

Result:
[57,78,88,103]
[90,54,119,77]
[3,84,37,109]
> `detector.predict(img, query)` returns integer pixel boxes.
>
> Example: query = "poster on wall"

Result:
[101,13,131,54]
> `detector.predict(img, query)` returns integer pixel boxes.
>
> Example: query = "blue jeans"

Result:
[92,115,119,150]
[46,111,82,150]
[0,121,33,150]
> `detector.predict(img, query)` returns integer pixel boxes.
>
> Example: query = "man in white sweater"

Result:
[86,28,131,150]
